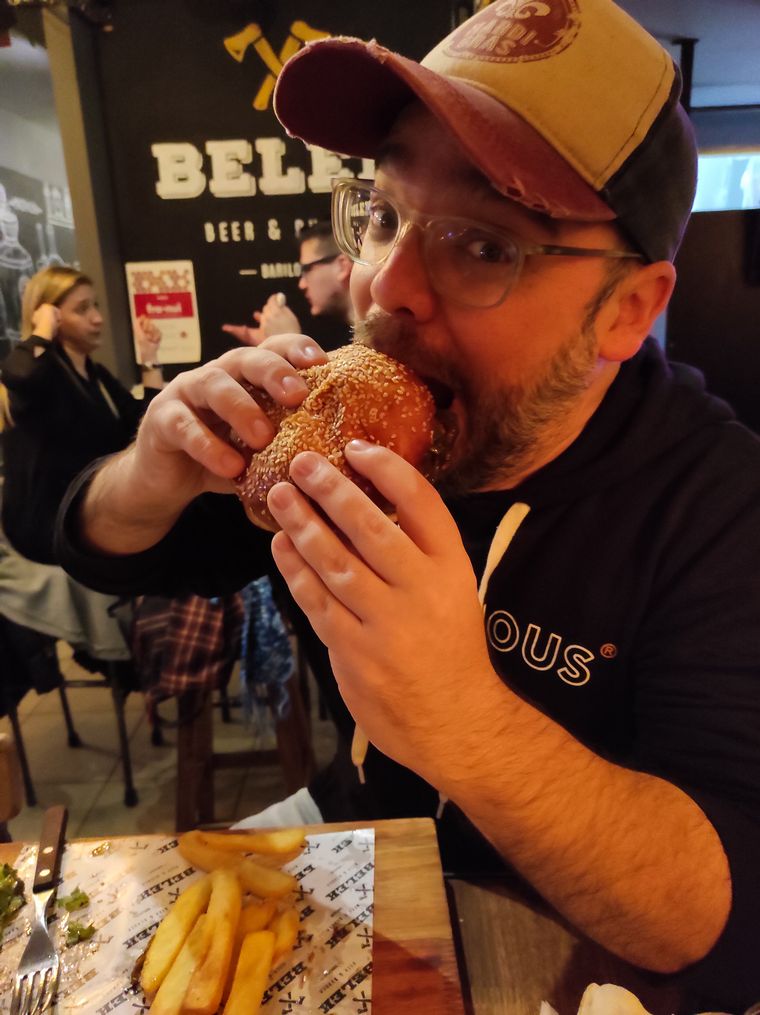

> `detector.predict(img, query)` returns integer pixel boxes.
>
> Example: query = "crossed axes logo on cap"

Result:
[224,20,330,111]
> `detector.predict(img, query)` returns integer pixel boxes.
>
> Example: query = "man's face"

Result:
[350,104,627,493]
[298,237,345,317]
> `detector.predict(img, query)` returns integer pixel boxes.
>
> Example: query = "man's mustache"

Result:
[353,311,417,358]
[353,312,461,395]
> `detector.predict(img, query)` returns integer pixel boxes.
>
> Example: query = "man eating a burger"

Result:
[56,0,760,1008]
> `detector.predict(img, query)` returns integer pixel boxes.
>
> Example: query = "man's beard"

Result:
[352,310,600,495]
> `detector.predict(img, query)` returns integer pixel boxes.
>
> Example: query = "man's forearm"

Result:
[78,446,187,556]
[435,679,731,972]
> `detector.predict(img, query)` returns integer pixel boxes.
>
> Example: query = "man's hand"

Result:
[79,335,328,555]
[267,440,497,780]
[135,315,162,365]
[223,294,301,347]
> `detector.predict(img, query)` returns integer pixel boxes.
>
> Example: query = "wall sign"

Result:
[125,259,201,364]
[96,0,453,363]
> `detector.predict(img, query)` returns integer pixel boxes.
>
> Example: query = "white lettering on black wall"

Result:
[151,141,374,200]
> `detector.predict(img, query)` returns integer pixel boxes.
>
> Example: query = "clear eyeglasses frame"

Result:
[330,177,642,310]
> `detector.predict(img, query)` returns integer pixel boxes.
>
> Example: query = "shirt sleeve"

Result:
[55,457,273,598]
[1,337,58,405]
[630,440,760,1010]
[664,790,760,1009]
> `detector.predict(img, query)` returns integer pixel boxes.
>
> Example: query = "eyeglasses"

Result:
[299,253,339,276]
[331,178,642,309]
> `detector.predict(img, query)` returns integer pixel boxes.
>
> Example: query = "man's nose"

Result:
[369,226,436,322]
[298,273,307,291]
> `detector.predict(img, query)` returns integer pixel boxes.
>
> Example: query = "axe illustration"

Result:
[224,20,330,111]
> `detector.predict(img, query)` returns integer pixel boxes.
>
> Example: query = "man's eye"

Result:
[368,203,398,232]
[464,235,514,264]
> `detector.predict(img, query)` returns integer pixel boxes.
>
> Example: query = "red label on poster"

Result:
[134,291,194,319]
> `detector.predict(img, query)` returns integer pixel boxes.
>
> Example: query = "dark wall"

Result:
[667,210,760,435]
[95,0,454,366]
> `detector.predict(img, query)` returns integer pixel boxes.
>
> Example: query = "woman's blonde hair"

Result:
[0,382,12,432]
[20,264,92,340]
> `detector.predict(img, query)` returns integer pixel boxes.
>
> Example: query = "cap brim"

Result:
[274,37,614,222]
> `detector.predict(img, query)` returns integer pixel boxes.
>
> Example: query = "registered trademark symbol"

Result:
[600,643,618,659]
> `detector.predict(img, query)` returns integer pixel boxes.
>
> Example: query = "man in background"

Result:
[223,220,353,350]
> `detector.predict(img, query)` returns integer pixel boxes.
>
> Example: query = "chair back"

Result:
[0,731,23,824]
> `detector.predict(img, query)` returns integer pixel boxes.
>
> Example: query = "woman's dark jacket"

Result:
[1,336,150,564]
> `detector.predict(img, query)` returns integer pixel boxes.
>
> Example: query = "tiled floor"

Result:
[2,642,338,842]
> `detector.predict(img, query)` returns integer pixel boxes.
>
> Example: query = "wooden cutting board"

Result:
[341,817,466,1014]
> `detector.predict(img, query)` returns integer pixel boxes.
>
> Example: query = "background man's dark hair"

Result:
[299,220,338,254]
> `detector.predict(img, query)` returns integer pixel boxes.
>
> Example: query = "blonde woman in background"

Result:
[0,264,163,671]
[1,264,162,564]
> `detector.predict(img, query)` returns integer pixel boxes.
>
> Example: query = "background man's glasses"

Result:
[331,178,642,309]
[299,253,339,276]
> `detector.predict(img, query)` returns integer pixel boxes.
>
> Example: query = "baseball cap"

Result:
[274,0,698,263]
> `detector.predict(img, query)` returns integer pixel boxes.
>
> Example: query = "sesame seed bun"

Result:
[232,344,439,532]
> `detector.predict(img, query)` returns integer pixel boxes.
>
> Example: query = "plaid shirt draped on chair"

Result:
[131,593,244,717]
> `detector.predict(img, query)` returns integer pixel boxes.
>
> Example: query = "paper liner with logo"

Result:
[0,831,375,1013]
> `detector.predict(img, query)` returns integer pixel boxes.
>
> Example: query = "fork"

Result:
[10,805,68,1015]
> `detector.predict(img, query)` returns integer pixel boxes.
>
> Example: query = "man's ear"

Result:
[336,253,353,285]
[598,261,676,362]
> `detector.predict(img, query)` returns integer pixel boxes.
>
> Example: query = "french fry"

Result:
[222,930,275,1015]
[149,913,211,1015]
[270,906,300,965]
[237,855,297,899]
[140,874,212,999]
[222,898,278,1003]
[178,830,243,873]
[240,897,279,934]
[183,868,242,1015]
[197,827,306,857]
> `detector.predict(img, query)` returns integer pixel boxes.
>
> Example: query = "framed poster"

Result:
[125,259,201,364]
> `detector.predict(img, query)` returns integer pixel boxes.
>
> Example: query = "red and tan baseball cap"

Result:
[274,0,697,263]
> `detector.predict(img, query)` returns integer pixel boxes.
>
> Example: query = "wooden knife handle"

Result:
[33,805,68,893]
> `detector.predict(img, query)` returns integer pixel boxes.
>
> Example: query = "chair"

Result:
[57,648,145,806]
[174,667,315,832]
[132,585,316,832]
[0,731,23,841]
[0,612,84,809]
[0,538,149,809]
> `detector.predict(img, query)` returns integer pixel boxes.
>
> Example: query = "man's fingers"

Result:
[208,347,311,404]
[258,333,327,366]
[346,441,463,557]
[143,399,245,478]
[278,453,410,584]
[270,526,362,643]
[135,342,324,480]
[179,366,276,449]
[268,480,380,616]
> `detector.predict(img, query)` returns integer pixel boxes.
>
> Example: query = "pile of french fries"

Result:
[139,827,307,1015]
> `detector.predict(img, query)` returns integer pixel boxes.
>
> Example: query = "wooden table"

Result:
[0,817,466,1015]
[1,819,688,1014]
[448,875,684,1015]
